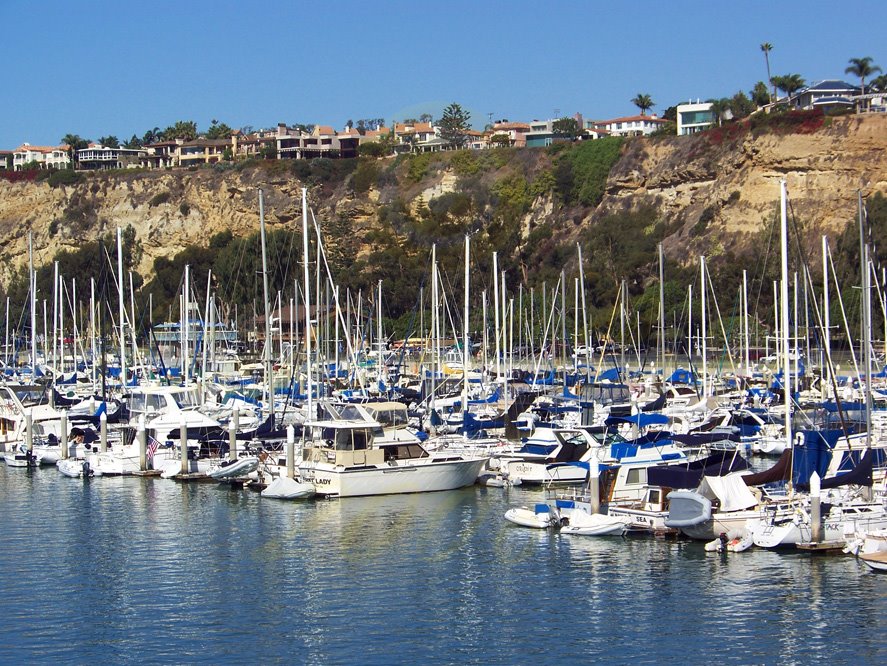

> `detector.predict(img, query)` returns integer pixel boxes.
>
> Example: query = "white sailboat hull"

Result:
[752,505,887,548]
[301,457,487,498]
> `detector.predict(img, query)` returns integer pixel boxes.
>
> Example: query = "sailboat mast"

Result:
[462,235,470,420]
[743,270,750,374]
[117,227,126,388]
[822,235,830,392]
[658,243,665,376]
[259,189,273,420]
[859,191,872,450]
[301,188,313,419]
[183,264,190,385]
[493,252,500,383]
[29,233,36,371]
[700,256,708,398]
[779,181,792,465]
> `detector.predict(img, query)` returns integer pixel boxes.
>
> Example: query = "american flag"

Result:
[147,435,161,461]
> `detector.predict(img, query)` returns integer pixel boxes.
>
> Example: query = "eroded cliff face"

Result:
[0,114,884,286]
[596,114,887,259]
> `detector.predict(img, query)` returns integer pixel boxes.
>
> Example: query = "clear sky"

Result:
[2,0,885,148]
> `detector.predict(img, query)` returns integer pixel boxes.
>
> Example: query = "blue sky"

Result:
[2,0,885,148]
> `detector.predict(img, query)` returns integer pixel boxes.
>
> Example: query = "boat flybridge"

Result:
[298,403,487,498]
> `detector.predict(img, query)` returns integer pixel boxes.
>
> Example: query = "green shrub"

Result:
[351,159,380,194]
[149,191,171,207]
[451,150,480,177]
[553,138,623,205]
[359,142,389,158]
[407,153,432,182]
[47,170,83,188]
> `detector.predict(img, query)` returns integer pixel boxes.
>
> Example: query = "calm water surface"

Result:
[0,466,884,665]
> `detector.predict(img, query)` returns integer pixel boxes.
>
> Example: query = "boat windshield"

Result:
[173,390,200,409]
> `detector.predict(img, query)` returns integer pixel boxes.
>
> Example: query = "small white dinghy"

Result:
[4,451,35,468]
[705,531,754,553]
[209,456,260,480]
[561,511,630,537]
[504,503,560,529]
[261,476,316,500]
[57,457,101,478]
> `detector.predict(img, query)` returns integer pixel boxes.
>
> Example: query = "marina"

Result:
[0,465,884,665]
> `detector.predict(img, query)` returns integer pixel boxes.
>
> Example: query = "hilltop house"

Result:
[12,143,70,170]
[274,124,359,159]
[489,121,531,147]
[0,151,12,170]
[676,101,715,135]
[77,143,147,170]
[788,79,860,112]
[593,114,667,137]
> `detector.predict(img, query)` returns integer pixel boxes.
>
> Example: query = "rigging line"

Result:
[704,267,738,376]
[751,204,779,334]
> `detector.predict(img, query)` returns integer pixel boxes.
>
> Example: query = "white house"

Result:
[676,102,715,135]
[789,79,860,112]
[593,114,667,137]
[77,144,147,170]
[13,143,70,171]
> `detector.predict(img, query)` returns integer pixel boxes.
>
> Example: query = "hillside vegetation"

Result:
[1,112,886,341]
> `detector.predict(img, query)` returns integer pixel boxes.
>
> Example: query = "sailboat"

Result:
[750,186,887,549]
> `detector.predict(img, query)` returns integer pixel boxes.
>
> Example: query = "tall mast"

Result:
[700,256,708,397]
[658,243,665,376]
[29,233,36,371]
[493,251,500,383]
[859,191,872,450]
[183,264,190,385]
[301,187,313,419]
[462,235,470,421]
[117,227,126,387]
[779,181,792,467]
[259,189,273,420]
[743,270,750,374]
[821,236,831,397]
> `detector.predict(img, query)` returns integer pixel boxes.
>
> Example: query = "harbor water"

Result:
[0,466,884,665]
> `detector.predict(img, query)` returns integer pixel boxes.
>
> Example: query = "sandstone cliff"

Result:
[0,113,884,289]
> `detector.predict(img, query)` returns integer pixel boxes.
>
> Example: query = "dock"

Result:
[796,540,846,552]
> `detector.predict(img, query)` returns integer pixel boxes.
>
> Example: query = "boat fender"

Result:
[82,460,91,477]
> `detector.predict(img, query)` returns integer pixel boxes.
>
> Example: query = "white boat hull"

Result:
[506,460,587,485]
[753,505,887,548]
[261,476,316,499]
[57,457,102,478]
[860,551,887,572]
[208,456,260,480]
[504,505,558,529]
[301,457,487,498]
[561,511,629,536]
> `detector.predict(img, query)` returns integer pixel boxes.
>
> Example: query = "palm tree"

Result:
[631,94,655,116]
[845,56,882,110]
[845,56,882,94]
[60,133,88,170]
[871,74,887,92]
[771,74,806,102]
[760,43,774,102]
